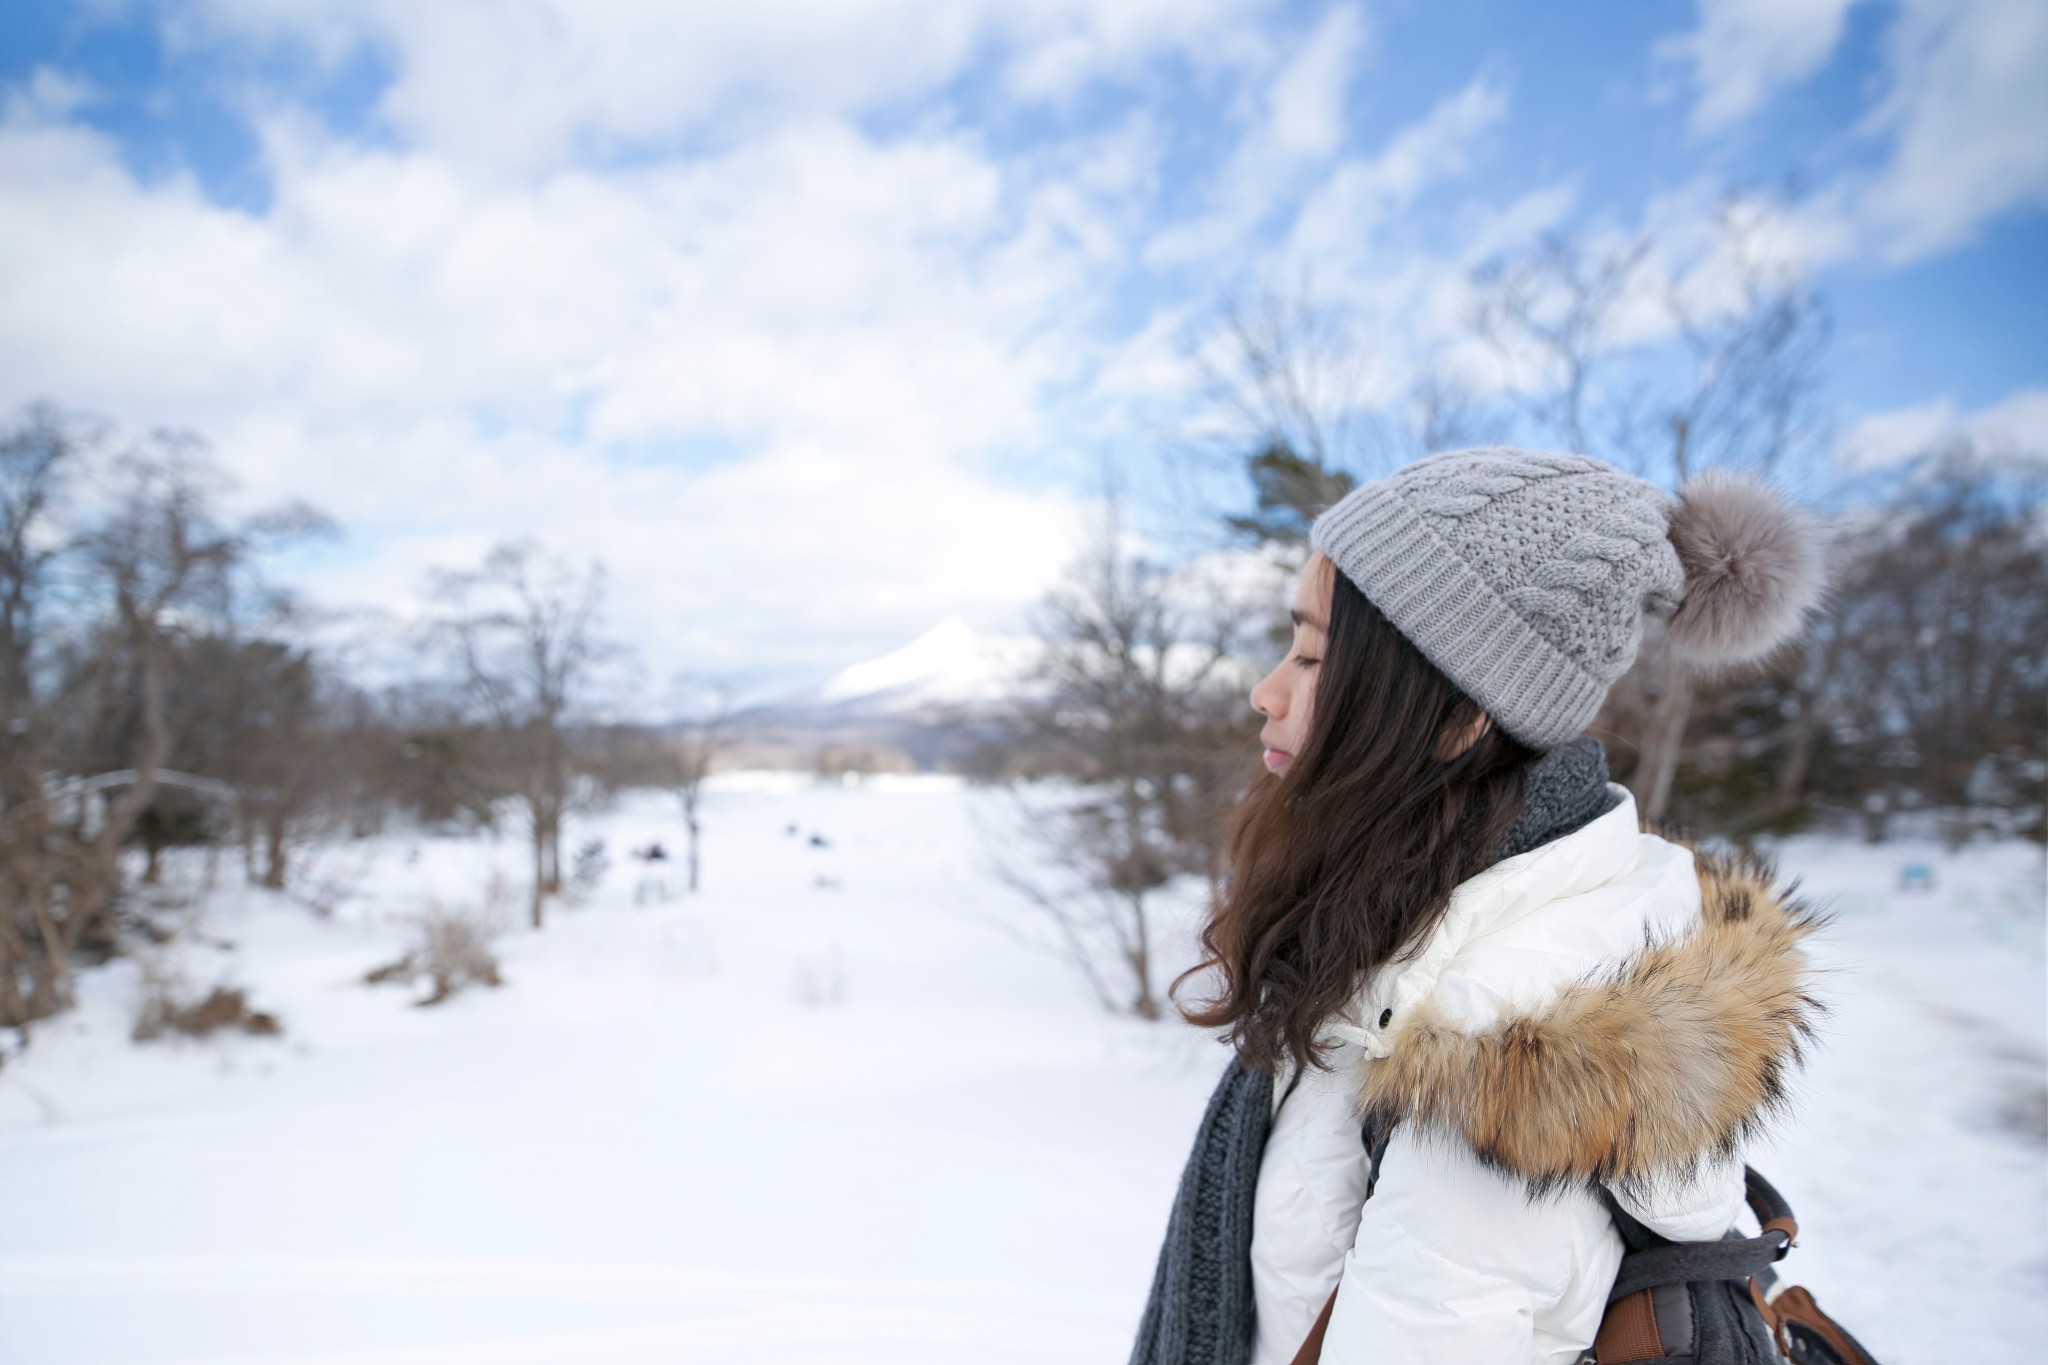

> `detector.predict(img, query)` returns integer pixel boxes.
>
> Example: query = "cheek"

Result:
[1288,670,1317,738]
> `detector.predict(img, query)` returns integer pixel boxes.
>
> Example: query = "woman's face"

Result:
[1250,551,1335,776]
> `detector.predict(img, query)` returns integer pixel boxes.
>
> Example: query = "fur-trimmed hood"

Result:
[1351,830,1825,1196]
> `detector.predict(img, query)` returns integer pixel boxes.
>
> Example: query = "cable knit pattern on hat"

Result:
[1309,447,1686,751]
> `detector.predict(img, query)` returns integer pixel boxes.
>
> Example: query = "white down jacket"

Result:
[1248,785,1819,1365]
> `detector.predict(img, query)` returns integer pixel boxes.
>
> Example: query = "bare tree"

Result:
[1409,369,1494,459]
[1813,452,2046,842]
[361,681,498,830]
[1172,291,1366,556]
[1658,450,2046,845]
[0,407,78,1030]
[1184,287,1497,561]
[173,634,355,891]
[431,541,611,929]
[2,413,313,1031]
[1199,291,1375,482]
[1470,235,1649,458]
[1467,197,1829,820]
[47,440,244,983]
[661,679,735,896]
[989,493,1259,1018]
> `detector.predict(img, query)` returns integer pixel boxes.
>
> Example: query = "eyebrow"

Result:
[1290,608,1327,632]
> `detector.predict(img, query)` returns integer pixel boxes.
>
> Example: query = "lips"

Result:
[1262,745,1291,774]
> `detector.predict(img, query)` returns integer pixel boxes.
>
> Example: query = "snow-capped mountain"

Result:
[816,616,1040,714]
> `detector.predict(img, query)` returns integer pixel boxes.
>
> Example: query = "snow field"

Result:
[0,779,2042,1363]
[1742,834,2046,1364]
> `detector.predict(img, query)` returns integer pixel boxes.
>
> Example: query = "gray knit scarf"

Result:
[1127,737,1620,1365]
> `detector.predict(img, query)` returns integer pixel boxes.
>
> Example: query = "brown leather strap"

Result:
[1748,1276,1782,1339]
[1593,1287,1666,1363]
[1761,1215,1799,1246]
[1769,1284,1877,1365]
[1289,1287,1338,1365]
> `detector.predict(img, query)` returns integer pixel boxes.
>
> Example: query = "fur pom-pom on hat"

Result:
[1664,469,1825,668]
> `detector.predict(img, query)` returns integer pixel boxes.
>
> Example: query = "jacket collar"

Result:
[1326,786,1648,1061]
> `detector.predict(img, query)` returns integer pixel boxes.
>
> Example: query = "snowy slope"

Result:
[815,617,1040,712]
[0,786,2042,1364]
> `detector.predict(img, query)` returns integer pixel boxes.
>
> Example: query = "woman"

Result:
[1131,447,1827,1365]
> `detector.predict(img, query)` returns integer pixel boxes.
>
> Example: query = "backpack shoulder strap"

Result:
[1600,1166,1797,1304]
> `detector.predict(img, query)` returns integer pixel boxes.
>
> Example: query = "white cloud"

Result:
[1835,397,1958,469]
[1259,75,1522,397]
[1286,73,1507,261]
[1140,52,1509,356]
[1859,0,2048,261]
[1267,3,1369,160]
[11,67,101,121]
[1659,0,1862,133]
[184,406,1093,685]
[1135,5,1388,275]
[2,95,1131,446]
[176,0,1275,178]
[1835,385,2048,469]
[1117,78,1564,446]
[1000,0,1275,104]
[1970,387,2048,457]
[0,78,1142,684]
[1648,183,1859,324]
[1663,0,2048,263]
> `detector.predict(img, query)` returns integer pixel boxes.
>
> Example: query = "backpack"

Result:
[1288,1125,1881,1365]
[1588,1165,1881,1365]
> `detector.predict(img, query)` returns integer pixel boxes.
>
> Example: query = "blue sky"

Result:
[1,0,2042,688]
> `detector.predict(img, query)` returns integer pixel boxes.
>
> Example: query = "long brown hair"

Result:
[1177,565,1536,1075]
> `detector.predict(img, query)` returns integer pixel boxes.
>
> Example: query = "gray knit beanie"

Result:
[1308,447,1823,752]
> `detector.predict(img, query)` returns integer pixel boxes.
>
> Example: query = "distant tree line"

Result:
[1660,455,2045,843]
[0,406,731,1037]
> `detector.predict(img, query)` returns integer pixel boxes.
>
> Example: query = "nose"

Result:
[1250,663,1285,720]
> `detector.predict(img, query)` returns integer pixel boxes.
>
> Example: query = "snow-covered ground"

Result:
[0,778,2041,1364]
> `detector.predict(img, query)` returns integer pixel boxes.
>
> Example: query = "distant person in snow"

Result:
[632,841,670,905]
[1130,450,1831,1365]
